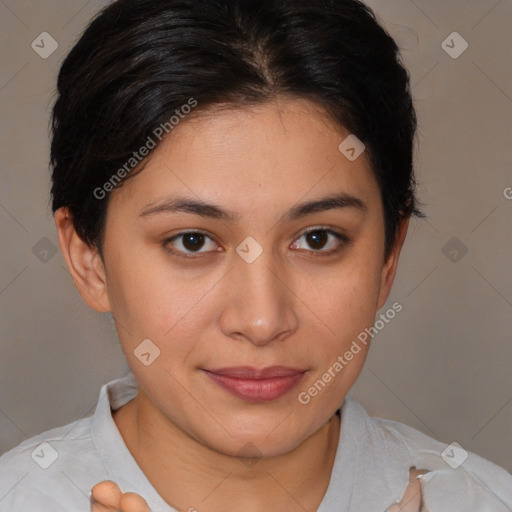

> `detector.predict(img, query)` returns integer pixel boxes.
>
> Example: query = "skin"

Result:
[55,97,411,512]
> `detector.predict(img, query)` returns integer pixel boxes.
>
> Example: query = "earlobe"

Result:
[54,207,111,313]
[376,217,409,310]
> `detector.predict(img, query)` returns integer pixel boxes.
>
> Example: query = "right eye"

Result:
[163,231,221,259]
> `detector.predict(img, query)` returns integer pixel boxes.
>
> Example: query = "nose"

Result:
[218,249,298,347]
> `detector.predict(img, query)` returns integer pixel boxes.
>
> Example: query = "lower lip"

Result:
[203,371,306,402]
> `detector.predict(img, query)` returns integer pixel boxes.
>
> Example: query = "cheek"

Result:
[103,243,172,339]
[307,256,382,338]
[293,261,381,412]
[105,247,222,365]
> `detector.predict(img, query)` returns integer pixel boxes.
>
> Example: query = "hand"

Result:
[385,467,429,512]
[90,480,150,512]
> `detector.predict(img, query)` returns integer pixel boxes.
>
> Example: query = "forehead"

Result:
[108,97,379,218]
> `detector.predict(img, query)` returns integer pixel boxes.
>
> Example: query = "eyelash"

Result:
[162,227,350,260]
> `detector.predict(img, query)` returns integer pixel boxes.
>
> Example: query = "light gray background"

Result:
[0,0,511,474]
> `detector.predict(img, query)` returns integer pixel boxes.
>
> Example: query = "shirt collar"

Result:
[92,371,411,511]
[91,369,177,511]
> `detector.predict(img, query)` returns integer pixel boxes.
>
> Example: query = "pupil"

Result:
[183,233,204,251]
[308,230,327,249]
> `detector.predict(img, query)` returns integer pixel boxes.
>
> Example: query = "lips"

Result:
[202,366,307,402]
[205,365,306,379]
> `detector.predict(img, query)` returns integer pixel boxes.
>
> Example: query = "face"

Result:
[60,97,406,458]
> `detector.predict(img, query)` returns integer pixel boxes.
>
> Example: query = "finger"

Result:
[90,499,118,512]
[91,480,123,511]
[386,468,429,512]
[119,492,151,512]
[403,481,422,511]
[399,478,423,512]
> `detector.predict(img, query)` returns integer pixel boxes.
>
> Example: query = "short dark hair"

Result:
[50,0,423,258]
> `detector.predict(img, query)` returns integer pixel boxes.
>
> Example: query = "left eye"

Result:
[291,228,347,254]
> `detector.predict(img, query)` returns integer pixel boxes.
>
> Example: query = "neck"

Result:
[113,388,341,512]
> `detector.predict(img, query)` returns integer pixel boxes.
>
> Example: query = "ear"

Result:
[376,216,409,310]
[54,207,111,313]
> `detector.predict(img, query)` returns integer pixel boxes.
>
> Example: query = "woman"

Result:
[0,0,511,511]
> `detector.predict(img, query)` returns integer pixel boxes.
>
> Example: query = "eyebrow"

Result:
[138,192,367,222]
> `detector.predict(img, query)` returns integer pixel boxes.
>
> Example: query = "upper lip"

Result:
[204,366,307,379]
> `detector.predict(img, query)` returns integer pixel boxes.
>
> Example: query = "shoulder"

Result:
[355,400,512,511]
[0,416,104,511]
[0,373,140,511]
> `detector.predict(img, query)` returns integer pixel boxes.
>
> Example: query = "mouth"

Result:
[202,366,308,402]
